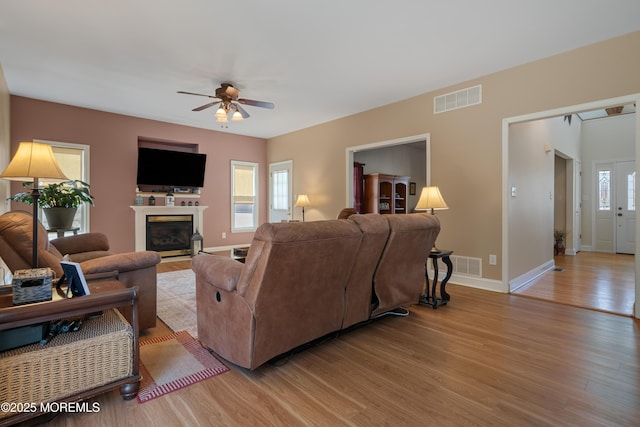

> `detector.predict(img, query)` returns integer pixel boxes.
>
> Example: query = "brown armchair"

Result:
[0,210,160,330]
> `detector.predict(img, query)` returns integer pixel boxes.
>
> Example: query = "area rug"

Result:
[156,269,198,338]
[137,331,229,403]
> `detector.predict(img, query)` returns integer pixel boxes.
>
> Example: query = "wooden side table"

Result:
[420,249,453,308]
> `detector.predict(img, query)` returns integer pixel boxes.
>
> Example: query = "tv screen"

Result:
[136,147,207,188]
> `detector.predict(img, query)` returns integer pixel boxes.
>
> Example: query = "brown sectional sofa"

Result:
[192,213,440,370]
[0,210,161,330]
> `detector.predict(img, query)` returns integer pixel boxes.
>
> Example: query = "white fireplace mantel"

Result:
[130,205,208,252]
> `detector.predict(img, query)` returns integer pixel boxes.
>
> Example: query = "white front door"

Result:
[269,161,293,223]
[615,160,636,254]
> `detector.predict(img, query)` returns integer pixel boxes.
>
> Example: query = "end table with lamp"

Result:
[414,185,452,308]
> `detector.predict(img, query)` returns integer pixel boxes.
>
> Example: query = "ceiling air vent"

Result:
[434,84,482,114]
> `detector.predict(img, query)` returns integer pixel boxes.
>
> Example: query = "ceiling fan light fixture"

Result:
[231,108,243,121]
[215,104,227,119]
[178,84,273,127]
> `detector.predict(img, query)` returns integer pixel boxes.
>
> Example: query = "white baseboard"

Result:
[449,274,505,293]
[508,260,555,292]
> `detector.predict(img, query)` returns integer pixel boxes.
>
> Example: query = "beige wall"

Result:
[0,65,10,214]
[508,115,583,285]
[10,96,267,253]
[508,121,555,282]
[268,31,640,283]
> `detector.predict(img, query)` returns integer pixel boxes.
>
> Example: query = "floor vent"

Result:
[450,255,482,277]
[434,84,482,114]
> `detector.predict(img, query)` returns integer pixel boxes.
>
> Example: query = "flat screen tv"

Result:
[136,147,207,188]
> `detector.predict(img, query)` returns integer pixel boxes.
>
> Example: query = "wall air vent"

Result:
[434,85,482,114]
[450,255,482,277]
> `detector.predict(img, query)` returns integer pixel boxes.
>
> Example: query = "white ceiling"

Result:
[1,1,640,139]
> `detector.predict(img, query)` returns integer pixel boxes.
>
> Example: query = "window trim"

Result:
[231,160,259,232]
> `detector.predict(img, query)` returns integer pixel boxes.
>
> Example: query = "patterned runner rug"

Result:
[156,269,198,338]
[137,331,229,403]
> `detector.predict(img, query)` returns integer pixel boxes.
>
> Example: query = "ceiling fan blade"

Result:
[177,90,216,98]
[238,98,275,109]
[235,103,250,119]
[192,101,218,112]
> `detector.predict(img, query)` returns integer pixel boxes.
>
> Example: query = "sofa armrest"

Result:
[51,233,110,255]
[79,251,161,275]
[192,254,243,292]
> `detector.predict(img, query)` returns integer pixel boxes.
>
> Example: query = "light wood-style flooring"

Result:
[513,251,635,316]
[38,259,640,426]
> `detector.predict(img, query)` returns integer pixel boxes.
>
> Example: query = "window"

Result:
[627,171,636,211]
[598,170,611,211]
[271,169,289,210]
[231,161,258,231]
[36,140,91,233]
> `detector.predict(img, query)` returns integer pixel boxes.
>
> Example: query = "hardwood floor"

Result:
[158,259,192,273]
[37,259,640,427]
[513,251,635,316]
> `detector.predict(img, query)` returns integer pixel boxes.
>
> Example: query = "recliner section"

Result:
[0,210,161,330]
[192,213,440,370]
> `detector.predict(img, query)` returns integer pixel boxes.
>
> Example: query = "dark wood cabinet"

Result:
[363,173,410,214]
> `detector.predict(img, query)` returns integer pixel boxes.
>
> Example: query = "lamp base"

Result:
[31,186,41,268]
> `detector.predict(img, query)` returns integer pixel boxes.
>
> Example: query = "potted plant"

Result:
[8,180,95,229]
[554,229,566,256]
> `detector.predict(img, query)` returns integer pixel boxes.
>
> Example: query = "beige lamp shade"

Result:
[415,186,448,213]
[295,194,310,208]
[0,141,68,182]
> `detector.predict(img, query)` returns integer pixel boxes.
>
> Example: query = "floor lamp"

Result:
[415,186,449,252]
[295,194,310,222]
[1,142,68,268]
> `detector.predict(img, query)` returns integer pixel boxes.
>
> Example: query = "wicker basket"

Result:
[0,309,134,416]
[12,268,53,305]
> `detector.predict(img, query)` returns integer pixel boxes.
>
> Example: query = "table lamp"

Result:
[415,186,448,252]
[295,194,310,222]
[1,142,69,267]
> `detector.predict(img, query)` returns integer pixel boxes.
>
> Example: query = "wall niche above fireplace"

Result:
[136,138,207,194]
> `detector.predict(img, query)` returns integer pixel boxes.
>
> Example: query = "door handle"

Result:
[618,213,623,216]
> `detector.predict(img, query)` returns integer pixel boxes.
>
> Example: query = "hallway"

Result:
[513,251,635,316]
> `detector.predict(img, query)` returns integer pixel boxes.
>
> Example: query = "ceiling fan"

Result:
[177,83,274,125]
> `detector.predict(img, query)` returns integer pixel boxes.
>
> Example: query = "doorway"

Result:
[345,133,431,209]
[503,94,640,318]
[269,160,293,223]
[594,160,637,253]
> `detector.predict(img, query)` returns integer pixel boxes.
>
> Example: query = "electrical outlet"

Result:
[489,254,497,265]
[222,232,226,239]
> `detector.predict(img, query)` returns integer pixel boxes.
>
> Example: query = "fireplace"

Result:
[146,214,193,257]
[131,205,207,255]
